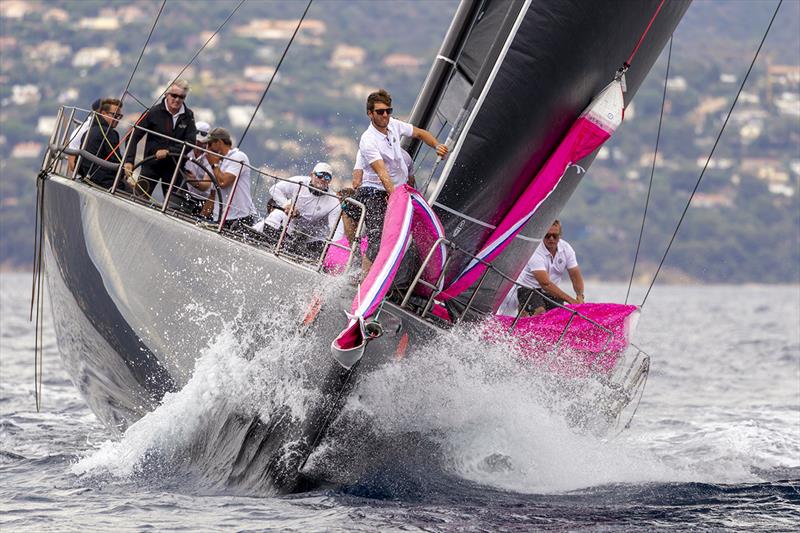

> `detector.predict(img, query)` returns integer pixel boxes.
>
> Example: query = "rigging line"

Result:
[626,0,666,67]
[625,36,672,305]
[119,0,167,103]
[640,0,782,309]
[102,0,247,162]
[122,90,150,111]
[162,0,247,100]
[31,177,46,411]
[46,0,247,175]
[239,0,313,146]
[28,176,43,321]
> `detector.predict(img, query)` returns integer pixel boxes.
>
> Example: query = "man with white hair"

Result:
[123,79,197,196]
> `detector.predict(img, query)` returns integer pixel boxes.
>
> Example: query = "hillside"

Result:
[1,0,798,282]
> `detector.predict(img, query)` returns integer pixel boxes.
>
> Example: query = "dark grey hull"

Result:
[42,175,434,492]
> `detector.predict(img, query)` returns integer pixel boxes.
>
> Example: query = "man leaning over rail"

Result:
[123,79,197,196]
[205,127,257,232]
[77,98,124,190]
[516,220,585,317]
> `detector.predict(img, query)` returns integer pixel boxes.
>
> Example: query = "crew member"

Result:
[78,98,124,189]
[516,220,585,316]
[205,127,257,231]
[261,162,341,259]
[355,88,447,278]
[123,79,197,196]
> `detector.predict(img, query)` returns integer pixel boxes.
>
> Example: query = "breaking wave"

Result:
[72,290,798,496]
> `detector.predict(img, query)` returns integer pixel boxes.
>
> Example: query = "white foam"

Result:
[71,286,337,481]
[347,325,698,493]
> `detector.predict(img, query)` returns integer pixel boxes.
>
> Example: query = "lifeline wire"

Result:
[625,36,672,305]
[640,0,783,308]
[239,0,313,146]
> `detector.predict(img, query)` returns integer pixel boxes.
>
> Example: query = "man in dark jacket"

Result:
[78,98,124,189]
[123,79,197,196]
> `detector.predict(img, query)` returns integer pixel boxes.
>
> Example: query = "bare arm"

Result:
[352,168,363,189]
[533,270,578,305]
[369,159,394,194]
[184,161,212,191]
[568,266,585,303]
[206,153,237,188]
[412,126,448,158]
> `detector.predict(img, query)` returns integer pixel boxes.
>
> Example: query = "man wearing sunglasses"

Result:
[355,88,448,277]
[205,127,258,232]
[78,98,124,190]
[123,79,197,196]
[515,220,585,317]
[259,162,341,259]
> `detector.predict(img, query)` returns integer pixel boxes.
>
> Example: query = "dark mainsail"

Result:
[407,0,691,314]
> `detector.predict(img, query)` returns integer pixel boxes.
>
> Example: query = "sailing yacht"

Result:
[36,0,690,492]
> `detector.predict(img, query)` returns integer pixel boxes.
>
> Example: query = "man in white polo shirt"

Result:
[205,127,257,232]
[355,88,448,277]
[516,220,585,316]
[260,162,341,259]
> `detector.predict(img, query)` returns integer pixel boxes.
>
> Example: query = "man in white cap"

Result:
[182,120,214,217]
[258,162,341,259]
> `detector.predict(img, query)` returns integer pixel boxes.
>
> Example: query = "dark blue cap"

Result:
[91,98,102,111]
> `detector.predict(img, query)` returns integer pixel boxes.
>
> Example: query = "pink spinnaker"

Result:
[323,237,368,274]
[486,303,639,376]
[332,185,446,355]
[440,79,625,301]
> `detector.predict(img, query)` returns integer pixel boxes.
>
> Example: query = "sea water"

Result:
[1,273,798,531]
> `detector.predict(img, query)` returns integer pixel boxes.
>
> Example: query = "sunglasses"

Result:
[314,172,332,181]
[372,108,393,116]
[544,233,561,240]
[111,112,124,119]
[167,92,186,100]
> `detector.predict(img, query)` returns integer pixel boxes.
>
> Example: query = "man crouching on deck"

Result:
[355,88,448,279]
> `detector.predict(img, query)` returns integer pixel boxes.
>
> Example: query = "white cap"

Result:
[312,162,333,176]
[196,121,210,142]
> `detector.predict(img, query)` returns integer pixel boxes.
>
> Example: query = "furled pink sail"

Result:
[439,79,625,301]
[332,185,446,358]
[323,236,368,274]
[485,303,639,376]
